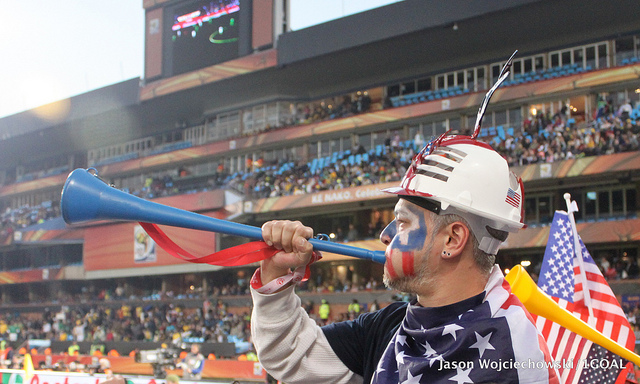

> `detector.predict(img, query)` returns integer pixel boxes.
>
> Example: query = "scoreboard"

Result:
[144,0,269,82]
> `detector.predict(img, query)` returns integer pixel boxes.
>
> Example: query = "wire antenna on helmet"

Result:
[471,50,518,139]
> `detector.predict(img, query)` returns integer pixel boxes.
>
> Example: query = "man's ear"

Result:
[441,221,470,259]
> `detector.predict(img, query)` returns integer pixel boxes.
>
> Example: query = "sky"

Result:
[0,0,401,119]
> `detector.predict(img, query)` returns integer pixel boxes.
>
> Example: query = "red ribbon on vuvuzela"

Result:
[139,222,279,266]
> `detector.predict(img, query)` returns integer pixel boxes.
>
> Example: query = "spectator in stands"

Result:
[413,132,425,152]
[68,341,80,356]
[369,300,379,313]
[617,100,633,121]
[346,223,359,242]
[178,344,205,380]
[250,133,557,383]
[627,259,640,279]
[72,319,86,342]
[347,299,361,319]
[318,299,331,325]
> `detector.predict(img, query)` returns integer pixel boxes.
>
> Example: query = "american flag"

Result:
[505,187,521,208]
[535,210,636,384]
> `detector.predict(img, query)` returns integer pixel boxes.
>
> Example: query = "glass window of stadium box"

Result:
[401,81,415,95]
[387,84,400,98]
[475,67,487,92]
[183,124,206,146]
[574,186,637,221]
[266,102,282,128]
[612,87,640,107]
[615,35,639,64]
[490,62,503,84]
[358,133,372,153]
[494,110,507,126]
[523,58,533,74]
[290,144,305,162]
[510,107,523,127]
[598,43,609,69]
[206,111,241,141]
[573,48,584,68]
[417,78,432,93]
[408,124,426,145]
[462,66,488,92]
[320,140,332,158]
[447,73,455,89]
[372,130,387,148]
[562,50,571,67]
[466,70,476,92]
[436,74,445,90]
[448,117,461,132]
[524,194,553,225]
[428,119,448,138]
[585,46,596,69]
[309,140,319,159]
[513,60,522,77]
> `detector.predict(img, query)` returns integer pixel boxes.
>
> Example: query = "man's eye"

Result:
[397,219,409,227]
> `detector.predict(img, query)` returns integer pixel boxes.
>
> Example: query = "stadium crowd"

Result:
[1,96,639,272]
[0,276,385,364]
[0,97,640,237]
[0,298,251,354]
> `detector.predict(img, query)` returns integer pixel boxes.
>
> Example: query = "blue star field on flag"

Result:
[371,266,557,383]
[537,214,578,302]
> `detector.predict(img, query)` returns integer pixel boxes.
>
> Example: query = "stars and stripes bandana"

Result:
[371,265,558,384]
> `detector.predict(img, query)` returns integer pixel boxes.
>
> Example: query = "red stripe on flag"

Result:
[563,336,588,384]
[589,290,623,306]
[551,326,566,360]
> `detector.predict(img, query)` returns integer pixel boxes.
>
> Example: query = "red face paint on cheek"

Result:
[401,251,415,276]
[385,253,399,279]
[385,250,415,279]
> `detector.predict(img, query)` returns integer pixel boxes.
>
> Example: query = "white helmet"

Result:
[383,134,525,254]
[384,51,524,254]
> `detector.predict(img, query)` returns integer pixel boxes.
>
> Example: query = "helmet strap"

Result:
[439,206,507,255]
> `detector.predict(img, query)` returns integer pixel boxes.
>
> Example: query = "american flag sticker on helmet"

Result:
[505,187,521,207]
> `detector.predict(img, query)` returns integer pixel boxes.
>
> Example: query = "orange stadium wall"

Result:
[29,355,266,381]
[83,212,224,271]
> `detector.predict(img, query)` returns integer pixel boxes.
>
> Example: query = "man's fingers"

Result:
[269,220,286,249]
[293,226,314,254]
[261,221,274,246]
[261,220,314,268]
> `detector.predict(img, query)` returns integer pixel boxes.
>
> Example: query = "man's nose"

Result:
[379,220,396,245]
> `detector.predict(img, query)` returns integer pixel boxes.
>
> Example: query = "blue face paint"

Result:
[389,203,428,252]
[384,202,429,278]
[380,220,397,240]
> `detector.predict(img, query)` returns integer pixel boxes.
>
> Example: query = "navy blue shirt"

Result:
[322,302,408,383]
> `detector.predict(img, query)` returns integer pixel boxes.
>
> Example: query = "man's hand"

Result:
[260,220,314,284]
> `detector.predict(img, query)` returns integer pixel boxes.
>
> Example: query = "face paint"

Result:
[383,200,429,280]
[380,220,399,279]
